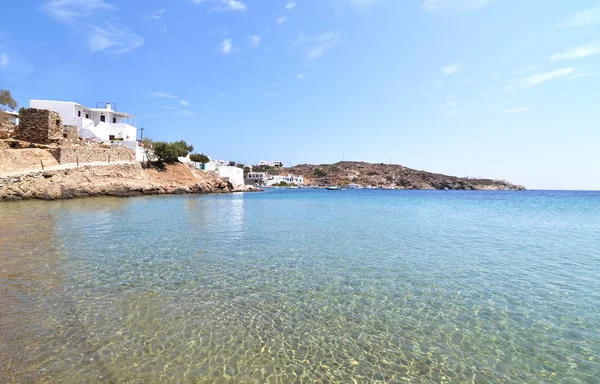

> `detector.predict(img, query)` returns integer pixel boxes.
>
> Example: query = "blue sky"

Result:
[1,0,599,189]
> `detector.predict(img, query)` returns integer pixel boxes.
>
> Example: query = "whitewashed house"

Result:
[29,100,144,160]
[1,110,19,125]
[267,174,304,186]
[186,157,244,188]
[258,160,283,167]
[245,172,268,185]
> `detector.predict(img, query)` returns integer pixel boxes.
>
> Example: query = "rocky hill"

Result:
[284,161,525,190]
[0,162,259,201]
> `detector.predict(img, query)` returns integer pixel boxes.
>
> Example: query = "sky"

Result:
[1,0,599,190]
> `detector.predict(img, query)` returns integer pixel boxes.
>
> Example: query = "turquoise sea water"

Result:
[0,190,599,383]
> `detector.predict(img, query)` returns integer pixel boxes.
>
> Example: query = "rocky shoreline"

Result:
[0,162,261,201]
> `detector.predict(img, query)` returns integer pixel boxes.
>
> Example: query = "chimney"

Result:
[106,102,112,111]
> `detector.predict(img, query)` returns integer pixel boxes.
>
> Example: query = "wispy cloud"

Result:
[442,63,463,75]
[511,65,536,75]
[524,68,574,87]
[180,110,196,117]
[88,23,144,54]
[297,32,341,64]
[43,0,115,22]
[0,52,34,78]
[505,107,530,114]
[423,0,493,12]
[221,38,233,54]
[193,0,247,11]
[345,0,378,7]
[277,16,288,24]
[433,81,443,88]
[555,2,600,28]
[551,44,600,60]
[150,8,165,20]
[297,73,305,79]
[286,1,296,10]
[150,91,176,99]
[0,53,7,69]
[248,35,261,48]
[180,100,190,106]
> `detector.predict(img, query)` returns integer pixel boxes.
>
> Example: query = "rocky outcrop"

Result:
[283,161,525,190]
[0,162,261,201]
[13,108,63,144]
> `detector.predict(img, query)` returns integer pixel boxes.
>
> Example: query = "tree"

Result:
[228,161,236,166]
[236,163,245,169]
[243,166,251,174]
[152,140,193,163]
[0,89,17,111]
[314,168,327,177]
[189,153,210,163]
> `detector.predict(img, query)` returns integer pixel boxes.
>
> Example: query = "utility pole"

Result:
[140,127,144,141]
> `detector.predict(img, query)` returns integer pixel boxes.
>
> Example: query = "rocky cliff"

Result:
[0,162,260,201]
[286,161,525,190]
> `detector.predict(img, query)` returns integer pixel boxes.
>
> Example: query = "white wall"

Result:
[30,100,80,126]
[218,166,244,188]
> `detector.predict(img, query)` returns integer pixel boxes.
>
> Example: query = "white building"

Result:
[187,157,244,188]
[245,172,268,185]
[267,174,304,186]
[245,173,304,186]
[29,100,144,160]
[258,160,283,167]
[1,110,19,125]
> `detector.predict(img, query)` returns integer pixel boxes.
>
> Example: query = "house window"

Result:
[100,115,105,122]
[112,117,117,123]
[86,113,89,119]
[78,110,81,117]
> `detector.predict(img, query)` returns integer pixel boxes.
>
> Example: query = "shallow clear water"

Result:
[0,190,599,383]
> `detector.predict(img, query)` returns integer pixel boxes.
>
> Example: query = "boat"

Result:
[347,184,362,189]
[382,186,396,190]
[327,186,344,190]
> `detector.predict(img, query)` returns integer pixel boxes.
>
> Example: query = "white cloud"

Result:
[0,52,34,78]
[180,100,190,106]
[300,32,341,64]
[441,63,463,75]
[150,91,176,98]
[221,38,233,54]
[568,70,597,79]
[505,107,530,114]
[277,16,288,24]
[286,1,296,10]
[248,35,261,48]
[193,0,246,11]
[511,65,536,75]
[0,53,7,69]
[423,0,493,12]
[88,23,144,54]
[180,110,196,117]
[551,44,600,60]
[345,0,378,7]
[43,0,115,22]
[151,8,165,20]
[555,3,600,28]
[524,68,574,87]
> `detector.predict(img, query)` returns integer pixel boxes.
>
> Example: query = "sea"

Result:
[0,189,598,383]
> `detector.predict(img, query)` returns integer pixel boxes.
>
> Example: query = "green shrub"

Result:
[152,140,193,163]
[314,168,327,177]
[189,153,210,163]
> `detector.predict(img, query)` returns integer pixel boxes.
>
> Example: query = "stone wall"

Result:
[52,146,135,164]
[62,125,81,142]
[14,108,63,144]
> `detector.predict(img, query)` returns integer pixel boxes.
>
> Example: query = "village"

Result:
[0,96,306,190]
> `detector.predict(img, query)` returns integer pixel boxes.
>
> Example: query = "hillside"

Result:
[284,161,525,190]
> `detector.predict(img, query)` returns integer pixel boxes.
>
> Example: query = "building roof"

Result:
[88,108,134,118]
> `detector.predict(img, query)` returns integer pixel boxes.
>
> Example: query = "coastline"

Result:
[0,162,261,202]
